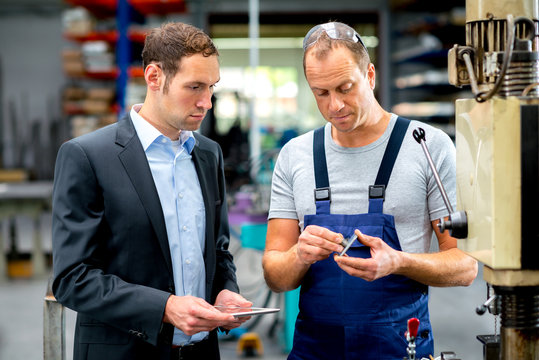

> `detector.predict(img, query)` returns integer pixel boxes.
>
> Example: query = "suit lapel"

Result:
[115,115,174,277]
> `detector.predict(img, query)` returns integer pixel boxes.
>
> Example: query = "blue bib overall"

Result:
[288,118,434,360]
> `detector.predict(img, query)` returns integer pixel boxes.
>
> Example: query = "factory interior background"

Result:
[0,0,497,359]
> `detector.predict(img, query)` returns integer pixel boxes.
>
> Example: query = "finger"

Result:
[191,296,217,310]
[224,316,251,325]
[215,291,253,308]
[355,229,378,247]
[333,252,369,267]
[298,243,333,264]
[185,321,227,335]
[220,318,248,330]
[229,294,253,308]
[179,316,223,335]
[302,229,344,253]
[334,256,376,281]
[305,225,344,244]
[195,303,237,322]
[211,314,250,331]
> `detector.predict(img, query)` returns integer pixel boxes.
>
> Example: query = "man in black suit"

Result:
[52,22,251,360]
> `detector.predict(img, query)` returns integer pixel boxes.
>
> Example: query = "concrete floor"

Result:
[0,215,496,360]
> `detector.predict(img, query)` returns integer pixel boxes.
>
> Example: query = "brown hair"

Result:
[142,22,219,92]
[303,30,370,74]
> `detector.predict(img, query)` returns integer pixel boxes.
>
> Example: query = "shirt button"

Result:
[161,138,167,143]
[178,193,183,199]
[185,259,191,265]
[182,225,187,231]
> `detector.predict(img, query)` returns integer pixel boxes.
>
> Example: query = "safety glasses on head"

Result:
[303,22,367,52]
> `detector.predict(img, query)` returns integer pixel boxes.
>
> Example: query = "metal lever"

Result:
[476,295,497,315]
[412,128,468,238]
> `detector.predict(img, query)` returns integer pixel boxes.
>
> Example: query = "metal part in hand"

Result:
[339,233,358,256]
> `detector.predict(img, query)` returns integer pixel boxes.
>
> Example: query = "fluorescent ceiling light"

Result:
[214,36,378,50]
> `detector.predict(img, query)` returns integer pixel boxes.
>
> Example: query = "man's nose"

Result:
[197,89,213,109]
[329,93,344,112]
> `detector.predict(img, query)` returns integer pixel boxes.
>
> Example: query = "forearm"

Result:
[262,244,310,292]
[397,247,478,287]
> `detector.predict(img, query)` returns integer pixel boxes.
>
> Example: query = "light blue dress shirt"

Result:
[130,105,207,345]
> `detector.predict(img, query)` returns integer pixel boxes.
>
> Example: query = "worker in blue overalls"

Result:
[262,22,478,359]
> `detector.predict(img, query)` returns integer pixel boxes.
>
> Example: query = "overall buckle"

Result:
[369,185,385,200]
[314,187,331,202]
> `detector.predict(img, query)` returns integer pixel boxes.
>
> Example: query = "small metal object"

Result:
[339,233,358,256]
[476,295,497,315]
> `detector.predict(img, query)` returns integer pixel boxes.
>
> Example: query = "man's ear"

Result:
[144,63,162,91]
[367,63,376,90]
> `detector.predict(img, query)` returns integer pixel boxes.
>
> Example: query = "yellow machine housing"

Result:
[456,98,539,270]
[448,1,538,359]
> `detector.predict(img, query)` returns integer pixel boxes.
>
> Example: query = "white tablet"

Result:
[214,306,280,318]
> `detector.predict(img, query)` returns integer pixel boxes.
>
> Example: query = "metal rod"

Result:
[418,139,454,214]
[462,52,480,94]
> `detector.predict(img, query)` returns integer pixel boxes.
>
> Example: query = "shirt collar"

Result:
[180,129,196,154]
[130,104,196,154]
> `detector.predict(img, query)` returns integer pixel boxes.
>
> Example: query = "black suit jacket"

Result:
[52,114,239,360]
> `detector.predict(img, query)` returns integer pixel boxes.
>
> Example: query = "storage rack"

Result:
[389,0,470,138]
[62,0,186,136]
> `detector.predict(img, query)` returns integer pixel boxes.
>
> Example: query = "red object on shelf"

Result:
[64,30,118,43]
[111,103,121,114]
[63,102,85,115]
[64,29,146,43]
[130,0,186,15]
[128,66,144,78]
[65,0,186,16]
[85,69,119,80]
[65,0,116,17]
[128,30,148,43]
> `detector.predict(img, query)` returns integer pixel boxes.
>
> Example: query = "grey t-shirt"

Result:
[268,114,456,253]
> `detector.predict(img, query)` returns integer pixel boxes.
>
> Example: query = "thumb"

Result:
[237,296,253,308]
[355,229,377,247]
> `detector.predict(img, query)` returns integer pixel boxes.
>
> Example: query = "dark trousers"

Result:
[170,335,220,360]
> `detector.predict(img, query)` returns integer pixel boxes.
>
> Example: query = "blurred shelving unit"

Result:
[61,0,187,138]
[389,0,471,138]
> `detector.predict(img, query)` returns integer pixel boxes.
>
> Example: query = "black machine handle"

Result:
[412,128,468,238]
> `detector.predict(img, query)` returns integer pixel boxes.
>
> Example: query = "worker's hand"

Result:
[214,290,253,330]
[162,295,239,335]
[333,229,401,281]
[296,225,344,265]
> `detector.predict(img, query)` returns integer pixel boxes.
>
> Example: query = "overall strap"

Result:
[369,117,411,213]
[313,126,331,214]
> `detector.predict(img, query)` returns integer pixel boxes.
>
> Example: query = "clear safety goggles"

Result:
[302,22,367,52]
